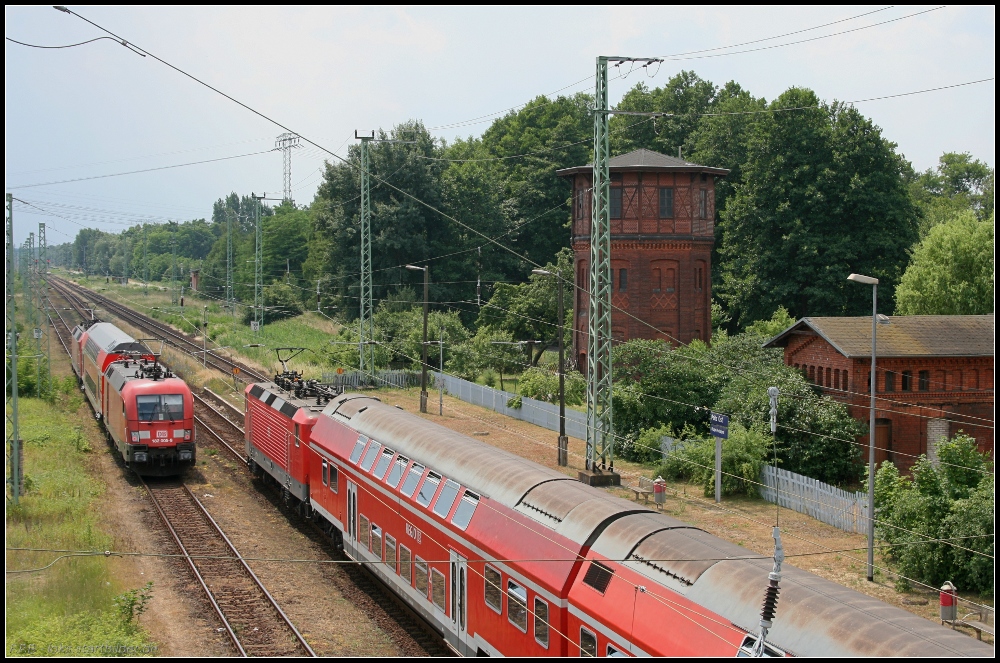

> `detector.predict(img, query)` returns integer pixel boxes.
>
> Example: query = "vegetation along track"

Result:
[49,277,267,382]
[142,479,316,657]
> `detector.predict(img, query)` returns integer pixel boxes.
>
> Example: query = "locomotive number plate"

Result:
[405,522,423,544]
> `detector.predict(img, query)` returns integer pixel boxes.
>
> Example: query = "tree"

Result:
[718,88,919,326]
[894,211,994,315]
[908,152,994,236]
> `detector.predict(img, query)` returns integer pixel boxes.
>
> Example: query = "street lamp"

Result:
[406,264,430,413]
[847,272,879,583]
[533,268,568,466]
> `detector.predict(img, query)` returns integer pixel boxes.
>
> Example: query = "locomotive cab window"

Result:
[400,463,425,497]
[386,456,409,488]
[321,460,328,486]
[451,491,479,530]
[136,394,185,421]
[329,464,338,493]
[507,580,527,632]
[360,442,382,471]
[415,472,442,508]
[373,448,395,479]
[484,565,502,613]
[432,479,461,518]
[349,436,368,463]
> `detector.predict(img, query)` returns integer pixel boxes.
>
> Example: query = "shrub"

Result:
[654,423,771,498]
[516,367,585,406]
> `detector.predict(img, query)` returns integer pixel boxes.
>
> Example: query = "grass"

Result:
[5,398,156,657]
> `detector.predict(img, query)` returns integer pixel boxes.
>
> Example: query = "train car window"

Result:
[582,560,614,594]
[349,435,368,463]
[359,514,371,550]
[400,463,425,497]
[432,479,461,518]
[414,558,429,599]
[737,635,784,657]
[400,545,412,584]
[580,628,597,657]
[294,424,300,447]
[415,472,442,507]
[322,460,329,486]
[136,394,185,421]
[534,597,549,648]
[451,491,479,530]
[373,448,395,479]
[607,644,627,657]
[484,565,502,613]
[360,442,382,471]
[386,456,409,488]
[385,534,397,572]
[329,465,338,493]
[371,524,383,560]
[507,581,527,632]
[431,568,447,612]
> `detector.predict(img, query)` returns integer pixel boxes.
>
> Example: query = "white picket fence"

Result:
[759,465,868,534]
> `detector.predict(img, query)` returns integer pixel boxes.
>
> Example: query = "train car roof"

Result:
[321,392,993,657]
[104,361,188,395]
[84,322,148,355]
[247,382,330,423]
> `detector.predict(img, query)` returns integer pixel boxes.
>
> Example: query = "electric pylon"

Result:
[276,133,301,204]
[37,223,49,397]
[122,228,128,285]
[356,131,375,375]
[170,227,178,306]
[226,208,235,320]
[5,194,21,503]
[252,193,264,333]
[142,223,148,295]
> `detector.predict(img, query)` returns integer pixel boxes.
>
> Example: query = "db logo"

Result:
[405,522,423,544]
[156,430,168,438]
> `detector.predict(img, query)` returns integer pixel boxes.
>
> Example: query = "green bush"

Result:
[516,367,585,406]
[653,422,771,498]
[873,434,994,594]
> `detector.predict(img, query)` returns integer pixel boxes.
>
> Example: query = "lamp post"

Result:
[533,268,568,466]
[847,272,879,583]
[405,264,430,413]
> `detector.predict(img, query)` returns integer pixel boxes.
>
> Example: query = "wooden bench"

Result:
[630,476,662,509]
[955,607,995,641]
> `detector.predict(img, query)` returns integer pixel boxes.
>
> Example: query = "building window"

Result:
[699,189,707,219]
[534,597,549,649]
[652,268,661,293]
[659,187,674,218]
[695,266,703,291]
[610,187,622,219]
[507,580,528,632]
[808,366,815,383]
[825,367,831,387]
[618,269,627,292]
[902,370,912,391]
[834,369,840,390]
[918,370,930,391]
[576,187,586,219]
[884,371,895,392]
[484,565,502,613]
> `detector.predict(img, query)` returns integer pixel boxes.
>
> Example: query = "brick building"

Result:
[556,149,728,368]
[765,315,994,470]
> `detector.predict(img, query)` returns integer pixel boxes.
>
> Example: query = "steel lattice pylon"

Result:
[226,209,235,320]
[276,133,301,204]
[357,134,375,375]
[253,193,264,333]
[5,195,21,503]
[37,223,49,397]
[586,56,614,472]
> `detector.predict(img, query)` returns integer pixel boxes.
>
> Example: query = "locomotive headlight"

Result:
[179,450,193,461]
[133,451,149,463]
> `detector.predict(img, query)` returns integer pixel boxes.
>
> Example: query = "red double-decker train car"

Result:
[71,321,195,475]
[244,384,990,657]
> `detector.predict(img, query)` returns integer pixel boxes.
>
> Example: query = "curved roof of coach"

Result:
[322,393,993,657]
[84,322,148,355]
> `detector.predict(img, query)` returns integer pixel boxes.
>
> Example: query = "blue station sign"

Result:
[709,412,729,439]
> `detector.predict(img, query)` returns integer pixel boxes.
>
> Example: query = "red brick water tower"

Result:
[557,148,728,368]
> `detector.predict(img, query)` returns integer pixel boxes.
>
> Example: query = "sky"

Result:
[4,5,995,244]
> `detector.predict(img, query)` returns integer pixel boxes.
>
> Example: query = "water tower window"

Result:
[610,188,623,219]
[658,188,674,218]
[618,269,628,292]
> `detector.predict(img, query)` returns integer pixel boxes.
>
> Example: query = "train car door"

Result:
[346,480,358,553]
[450,550,469,651]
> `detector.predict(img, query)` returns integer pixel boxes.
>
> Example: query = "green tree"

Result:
[894,211,994,315]
[718,88,919,326]
[908,152,994,236]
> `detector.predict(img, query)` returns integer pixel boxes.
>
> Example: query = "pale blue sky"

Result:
[5,5,995,244]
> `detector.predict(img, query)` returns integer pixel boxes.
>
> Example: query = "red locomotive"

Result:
[245,379,991,657]
[71,321,195,475]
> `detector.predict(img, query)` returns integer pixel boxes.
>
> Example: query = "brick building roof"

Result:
[555,148,730,177]
[764,315,995,358]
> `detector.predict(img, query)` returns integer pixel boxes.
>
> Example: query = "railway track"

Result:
[49,277,268,383]
[48,276,452,656]
[142,479,316,657]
